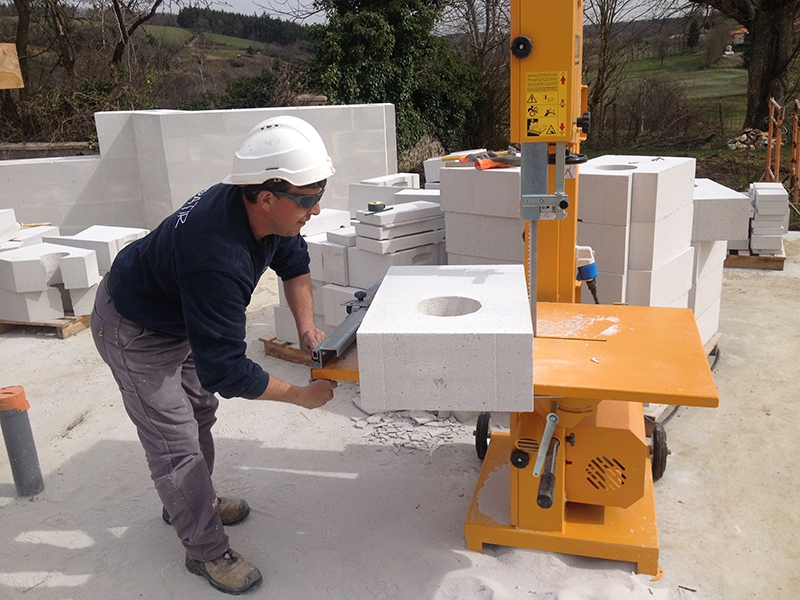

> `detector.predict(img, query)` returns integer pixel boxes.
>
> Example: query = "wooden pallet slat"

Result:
[725,242,786,270]
[0,314,90,339]
[259,337,314,366]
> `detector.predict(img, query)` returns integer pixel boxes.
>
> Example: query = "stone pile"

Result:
[727,129,769,150]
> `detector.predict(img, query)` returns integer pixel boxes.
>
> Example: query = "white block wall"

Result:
[357,265,533,413]
[626,246,695,307]
[0,105,397,234]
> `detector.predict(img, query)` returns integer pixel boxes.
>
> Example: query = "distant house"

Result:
[730,28,748,45]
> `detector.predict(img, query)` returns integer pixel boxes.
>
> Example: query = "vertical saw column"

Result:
[511,0,587,304]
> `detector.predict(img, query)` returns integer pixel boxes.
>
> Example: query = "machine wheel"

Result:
[475,412,492,460]
[651,422,668,481]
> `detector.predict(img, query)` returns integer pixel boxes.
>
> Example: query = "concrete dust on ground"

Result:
[1,237,799,599]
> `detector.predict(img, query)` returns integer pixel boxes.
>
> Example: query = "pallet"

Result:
[644,331,723,426]
[259,337,314,367]
[724,245,786,270]
[0,314,90,339]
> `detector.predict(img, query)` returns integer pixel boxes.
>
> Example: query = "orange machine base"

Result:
[464,431,662,578]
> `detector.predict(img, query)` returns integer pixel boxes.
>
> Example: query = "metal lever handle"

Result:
[533,411,559,477]
[537,438,560,509]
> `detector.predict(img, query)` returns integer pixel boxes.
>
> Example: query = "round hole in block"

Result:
[595,164,637,171]
[416,296,482,317]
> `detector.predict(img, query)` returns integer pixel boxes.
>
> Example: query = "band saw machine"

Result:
[310,0,719,577]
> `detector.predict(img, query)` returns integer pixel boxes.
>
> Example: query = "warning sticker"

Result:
[524,71,567,138]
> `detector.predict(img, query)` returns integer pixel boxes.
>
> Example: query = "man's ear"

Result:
[257,189,276,207]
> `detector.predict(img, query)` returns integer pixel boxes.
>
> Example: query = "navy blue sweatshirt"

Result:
[107,183,310,399]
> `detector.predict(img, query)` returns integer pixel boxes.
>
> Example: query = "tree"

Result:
[583,0,681,142]
[308,0,481,152]
[436,0,510,149]
[687,18,701,50]
[690,0,800,129]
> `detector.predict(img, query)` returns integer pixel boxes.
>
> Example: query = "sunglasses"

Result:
[273,180,326,209]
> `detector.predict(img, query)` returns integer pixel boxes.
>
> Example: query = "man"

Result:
[91,116,338,595]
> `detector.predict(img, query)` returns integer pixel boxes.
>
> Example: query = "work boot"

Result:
[185,549,263,595]
[163,497,251,526]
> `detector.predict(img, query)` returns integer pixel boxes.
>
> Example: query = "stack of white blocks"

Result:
[347,173,421,218]
[273,185,447,344]
[748,182,789,255]
[273,208,351,345]
[357,264,534,413]
[422,149,486,190]
[439,166,524,265]
[0,212,147,322]
[691,178,751,343]
[578,156,697,309]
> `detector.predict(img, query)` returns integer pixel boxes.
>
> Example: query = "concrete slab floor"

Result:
[0,234,797,599]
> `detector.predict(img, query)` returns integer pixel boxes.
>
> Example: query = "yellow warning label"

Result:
[524,71,567,138]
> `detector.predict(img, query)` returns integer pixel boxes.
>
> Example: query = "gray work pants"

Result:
[91,275,229,562]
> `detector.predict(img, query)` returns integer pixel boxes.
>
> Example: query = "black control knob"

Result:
[511,449,530,469]
[511,36,533,59]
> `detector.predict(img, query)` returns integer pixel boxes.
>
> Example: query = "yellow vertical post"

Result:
[512,0,585,302]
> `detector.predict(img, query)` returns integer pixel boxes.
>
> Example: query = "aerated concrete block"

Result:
[423,150,485,184]
[347,243,444,289]
[65,284,99,316]
[303,209,351,237]
[305,232,349,285]
[576,168,633,227]
[0,243,99,293]
[0,287,64,322]
[750,182,789,216]
[0,209,18,244]
[584,155,695,223]
[361,173,419,188]
[444,212,524,262]
[628,203,693,271]
[7,226,60,248]
[445,253,515,266]
[579,271,626,305]
[356,201,442,226]
[576,221,630,275]
[750,235,784,252]
[695,296,721,346]
[439,167,521,219]
[692,179,750,242]
[689,259,724,317]
[355,215,444,240]
[273,304,334,345]
[276,278,325,315]
[357,265,533,413]
[356,229,445,255]
[322,283,365,327]
[327,226,357,247]
[727,239,750,251]
[43,225,148,273]
[626,246,694,307]
[693,240,727,281]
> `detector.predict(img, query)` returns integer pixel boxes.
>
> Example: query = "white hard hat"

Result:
[223,116,335,187]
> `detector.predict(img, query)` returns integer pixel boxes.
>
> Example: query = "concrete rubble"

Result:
[350,410,470,454]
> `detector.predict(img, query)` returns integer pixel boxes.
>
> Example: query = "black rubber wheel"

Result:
[475,411,492,460]
[651,422,668,481]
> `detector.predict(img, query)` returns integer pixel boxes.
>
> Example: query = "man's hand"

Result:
[300,327,327,355]
[259,375,337,409]
[293,379,338,409]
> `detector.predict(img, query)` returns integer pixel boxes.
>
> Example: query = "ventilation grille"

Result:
[516,437,540,453]
[585,456,627,491]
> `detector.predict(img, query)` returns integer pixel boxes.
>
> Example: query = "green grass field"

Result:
[621,51,748,131]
